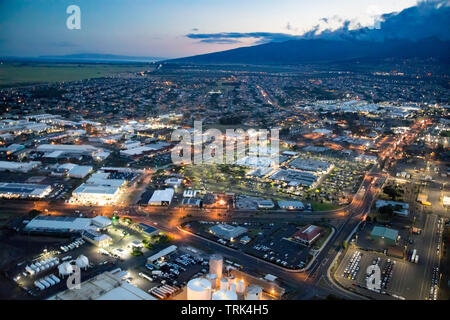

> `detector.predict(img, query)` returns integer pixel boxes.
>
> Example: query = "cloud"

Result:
[185,1,450,45]
[199,39,242,44]
[302,0,450,41]
[186,32,301,45]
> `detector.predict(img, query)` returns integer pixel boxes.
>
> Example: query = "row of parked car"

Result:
[430,266,439,300]
[343,251,362,280]
[381,259,395,290]
[60,238,85,253]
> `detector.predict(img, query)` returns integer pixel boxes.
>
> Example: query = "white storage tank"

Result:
[219,278,228,290]
[237,279,246,294]
[245,285,262,300]
[205,273,218,289]
[209,254,223,280]
[187,278,212,300]
[212,289,238,300]
[58,262,74,277]
[230,283,237,293]
[76,255,89,270]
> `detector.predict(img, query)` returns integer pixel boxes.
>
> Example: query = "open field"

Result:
[0,62,152,88]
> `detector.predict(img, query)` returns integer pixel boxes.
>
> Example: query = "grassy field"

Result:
[0,62,152,88]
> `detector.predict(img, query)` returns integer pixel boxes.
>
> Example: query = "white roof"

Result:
[25,216,93,232]
[67,165,93,177]
[149,188,174,203]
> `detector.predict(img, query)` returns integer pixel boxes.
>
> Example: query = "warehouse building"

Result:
[148,188,174,206]
[209,224,248,241]
[0,161,41,173]
[0,182,52,199]
[24,215,112,235]
[48,271,156,300]
[67,165,93,179]
[288,158,333,174]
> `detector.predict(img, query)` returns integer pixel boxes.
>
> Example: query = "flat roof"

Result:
[25,215,93,232]
[149,188,174,203]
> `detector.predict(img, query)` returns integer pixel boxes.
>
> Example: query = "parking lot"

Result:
[335,247,428,300]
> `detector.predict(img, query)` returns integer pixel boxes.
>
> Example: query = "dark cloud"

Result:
[186,32,301,44]
[185,1,450,45]
[303,0,450,41]
[199,39,241,44]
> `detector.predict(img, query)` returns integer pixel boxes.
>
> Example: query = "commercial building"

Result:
[269,169,318,188]
[0,182,52,199]
[278,201,305,210]
[67,165,93,179]
[37,144,110,161]
[148,188,174,206]
[370,226,399,245]
[70,168,129,205]
[288,158,333,174]
[137,223,159,237]
[0,161,41,173]
[24,215,112,235]
[48,271,157,300]
[292,225,322,246]
[147,245,177,263]
[209,224,248,241]
[82,230,112,247]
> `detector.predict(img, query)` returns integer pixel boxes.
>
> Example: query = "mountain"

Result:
[168,37,450,65]
[37,53,165,63]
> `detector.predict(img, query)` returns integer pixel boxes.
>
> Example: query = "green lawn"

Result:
[0,62,152,88]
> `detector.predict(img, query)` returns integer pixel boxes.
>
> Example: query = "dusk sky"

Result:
[0,0,423,58]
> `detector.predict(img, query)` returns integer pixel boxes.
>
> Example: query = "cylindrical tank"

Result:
[212,289,238,300]
[237,279,245,294]
[209,254,223,279]
[229,283,236,293]
[205,273,218,289]
[219,278,228,290]
[245,285,262,300]
[187,278,212,300]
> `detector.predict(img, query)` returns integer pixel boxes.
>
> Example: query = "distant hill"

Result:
[169,38,450,65]
[37,53,165,63]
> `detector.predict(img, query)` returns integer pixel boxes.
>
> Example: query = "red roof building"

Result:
[292,224,322,246]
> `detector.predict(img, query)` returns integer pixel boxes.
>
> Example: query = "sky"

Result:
[0,0,431,58]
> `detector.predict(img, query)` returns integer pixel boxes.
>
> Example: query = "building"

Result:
[148,188,174,206]
[278,201,304,210]
[269,169,318,188]
[67,165,93,179]
[292,225,322,246]
[370,226,399,245]
[181,198,201,208]
[24,215,111,235]
[288,158,333,174]
[48,271,157,300]
[147,245,177,263]
[376,200,409,217]
[82,230,112,247]
[0,161,41,173]
[91,216,112,229]
[443,196,450,207]
[0,182,52,199]
[256,199,275,209]
[37,144,109,160]
[137,223,159,237]
[70,168,130,205]
[209,224,248,241]
[165,177,183,187]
